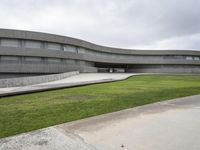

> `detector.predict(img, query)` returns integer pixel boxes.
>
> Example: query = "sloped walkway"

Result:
[0,73,135,97]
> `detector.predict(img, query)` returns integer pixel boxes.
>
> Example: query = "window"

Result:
[1,39,20,47]
[47,43,61,50]
[78,48,86,54]
[1,56,19,61]
[25,57,42,62]
[63,45,77,53]
[186,56,193,60]
[25,40,42,49]
[47,58,61,63]
[66,59,76,64]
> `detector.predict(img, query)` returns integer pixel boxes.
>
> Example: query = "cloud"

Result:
[0,0,200,50]
[148,33,200,50]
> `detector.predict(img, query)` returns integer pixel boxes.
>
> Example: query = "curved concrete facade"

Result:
[0,29,200,74]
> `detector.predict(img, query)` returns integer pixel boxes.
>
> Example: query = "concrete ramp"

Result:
[0,71,79,88]
[0,73,135,97]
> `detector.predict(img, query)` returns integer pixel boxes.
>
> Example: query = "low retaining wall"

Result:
[0,71,79,88]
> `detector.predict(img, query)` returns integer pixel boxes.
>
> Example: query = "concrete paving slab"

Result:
[0,127,96,150]
[57,95,200,150]
[0,95,200,150]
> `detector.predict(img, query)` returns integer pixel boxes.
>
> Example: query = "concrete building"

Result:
[0,29,200,76]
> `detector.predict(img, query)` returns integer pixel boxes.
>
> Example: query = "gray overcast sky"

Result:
[0,0,200,50]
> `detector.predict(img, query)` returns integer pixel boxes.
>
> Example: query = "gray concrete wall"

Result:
[0,62,97,74]
[0,73,45,79]
[0,47,199,66]
[0,29,200,56]
[0,71,79,88]
[0,29,200,74]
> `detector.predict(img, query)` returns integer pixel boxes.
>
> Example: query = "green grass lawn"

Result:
[0,74,200,138]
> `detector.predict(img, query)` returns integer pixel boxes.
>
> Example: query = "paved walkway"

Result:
[0,73,135,97]
[1,95,200,150]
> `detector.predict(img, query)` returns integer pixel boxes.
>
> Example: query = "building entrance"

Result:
[95,63,127,73]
